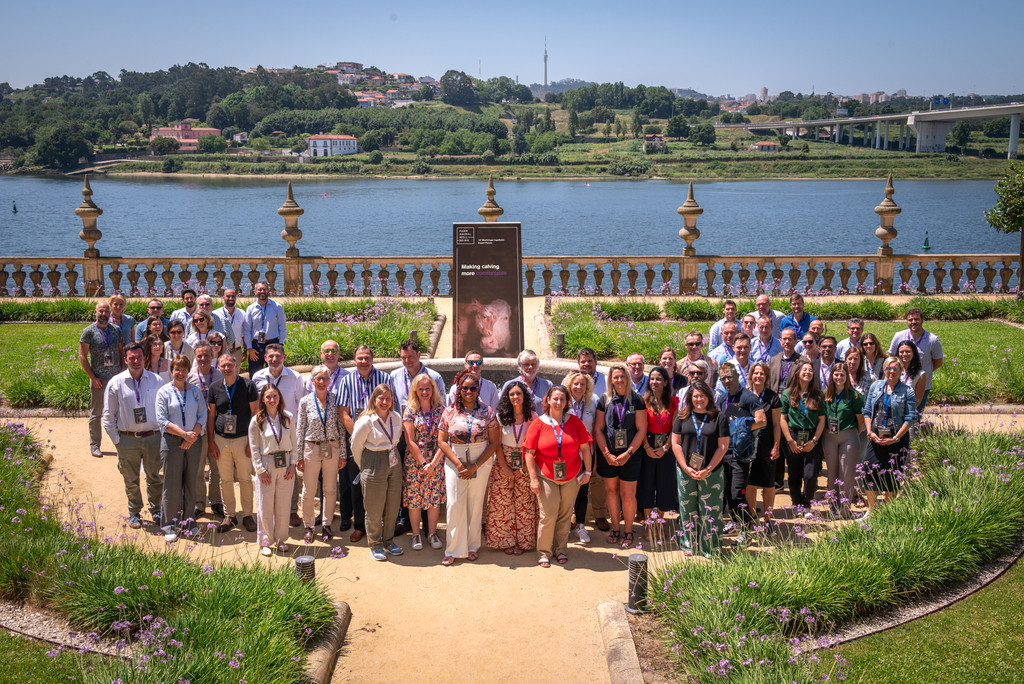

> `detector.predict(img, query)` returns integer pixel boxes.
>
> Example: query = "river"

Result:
[0,175,1012,258]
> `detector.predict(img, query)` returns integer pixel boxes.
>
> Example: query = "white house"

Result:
[306,134,358,157]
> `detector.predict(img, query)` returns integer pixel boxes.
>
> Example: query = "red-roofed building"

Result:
[149,122,221,152]
[750,140,780,152]
[306,134,358,157]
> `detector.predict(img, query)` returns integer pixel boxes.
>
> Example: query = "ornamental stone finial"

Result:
[477,174,504,222]
[874,173,902,256]
[278,182,304,257]
[677,182,703,256]
[76,175,103,257]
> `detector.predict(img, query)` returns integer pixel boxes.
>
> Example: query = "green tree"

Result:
[614,117,626,139]
[948,121,971,151]
[439,70,475,105]
[512,131,528,155]
[985,161,1024,292]
[367,150,384,164]
[196,133,227,153]
[567,107,579,137]
[358,130,381,152]
[665,115,690,140]
[690,123,716,146]
[32,127,93,169]
[149,135,180,155]
[136,93,155,135]
[250,137,272,152]
[419,84,434,101]
[630,107,643,139]
[603,121,612,138]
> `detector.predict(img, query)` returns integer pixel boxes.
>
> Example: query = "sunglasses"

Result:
[685,342,701,348]
[322,349,339,355]
[802,339,816,345]
[466,359,483,366]
[169,330,183,335]
[460,385,479,392]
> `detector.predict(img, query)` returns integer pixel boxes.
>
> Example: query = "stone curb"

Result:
[597,600,644,684]
[305,600,352,684]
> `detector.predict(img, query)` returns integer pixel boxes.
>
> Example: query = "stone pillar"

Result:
[277,182,304,295]
[875,122,882,148]
[477,174,504,222]
[884,122,890,150]
[75,175,104,296]
[1009,113,1021,159]
[677,182,703,294]
[873,174,902,294]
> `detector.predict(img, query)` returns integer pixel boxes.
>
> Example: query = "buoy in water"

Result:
[11,201,16,214]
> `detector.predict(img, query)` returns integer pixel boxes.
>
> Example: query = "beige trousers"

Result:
[536,475,581,559]
[214,434,253,519]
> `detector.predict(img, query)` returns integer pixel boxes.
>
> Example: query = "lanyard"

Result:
[799,394,809,426]
[649,407,669,433]
[99,324,113,349]
[359,376,371,408]
[911,330,925,347]
[378,415,394,443]
[820,362,832,387]
[170,342,184,359]
[550,414,566,460]
[314,392,329,434]
[883,387,893,418]
[614,396,628,427]
[520,376,539,395]
[271,371,283,388]
[691,413,707,450]
[255,303,266,334]
[197,371,211,401]
[131,374,143,405]
[419,408,436,438]
[512,418,527,446]
[754,339,770,363]
[267,414,283,446]
[328,367,343,395]
[174,386,188,426]
[460,401,478,438]
[781,360,792,385]
[571,399,585,419]
[224,378,238,414]
[831,390,845,417]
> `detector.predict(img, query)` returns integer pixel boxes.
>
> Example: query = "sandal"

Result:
[555,552,568,565]
[620,532,634,549]
[441,556,455,566]
[538,557,551,568]
[467,551,479,561]
[607,530,621,544]
[512,547,524,556]
[504,547,516,555]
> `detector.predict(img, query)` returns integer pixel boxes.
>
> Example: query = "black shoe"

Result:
[194,508,204,520]
[339,519,352,532]
[211,503,225,518]
[151,511,162,527]
[394,519,411,536]
[314,515,323,527]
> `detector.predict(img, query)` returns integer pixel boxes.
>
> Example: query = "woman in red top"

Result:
[638,366,680,525]
[524,386,593,567]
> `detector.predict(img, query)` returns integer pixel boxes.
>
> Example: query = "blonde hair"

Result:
[359,384,394,419]
[405,373,443,413]
[605,363,630,398]
[563,371,594,404]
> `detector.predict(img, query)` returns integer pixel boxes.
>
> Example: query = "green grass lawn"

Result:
[0,629,101,683]
[814,560,1024,683]
[552,300,1024,405]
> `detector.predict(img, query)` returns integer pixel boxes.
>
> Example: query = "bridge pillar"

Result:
[899,123,905,150]
[884,122,890,150]
[908,116,955,153]
[864,124,870,146]
[1009,114,1021,159]
[875,122,881,149]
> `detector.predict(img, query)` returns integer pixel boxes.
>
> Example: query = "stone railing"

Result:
[0,253,1017,298]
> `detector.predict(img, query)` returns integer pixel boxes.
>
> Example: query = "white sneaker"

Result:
[163,531,178,543]
[260,546,272,557]
[429,532,443,549]
[576,524,591,544]
[411,534,423,550]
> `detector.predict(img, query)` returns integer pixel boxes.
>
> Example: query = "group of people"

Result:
[80,287,943,563]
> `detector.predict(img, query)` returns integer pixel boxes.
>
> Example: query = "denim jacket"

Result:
[862,379,917,429]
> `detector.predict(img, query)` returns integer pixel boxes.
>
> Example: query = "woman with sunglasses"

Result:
[186,309,215,348]
[163,320,195,364]
[438,369,500,566]
[860,333,887,384]
[862,356,917,514]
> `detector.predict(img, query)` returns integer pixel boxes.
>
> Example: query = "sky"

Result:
[3,0,1022,97]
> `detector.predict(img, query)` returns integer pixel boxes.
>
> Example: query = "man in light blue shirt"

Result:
[750,316,782,365]
[708,300,738,351]
[170,289,199,329]
[244,281,287,374]
[709,321,739,365]
[391,340,445,413]
[752,294,786,337]
[135,299,170,341]
[626,353,648,395]
[214,288,249,366]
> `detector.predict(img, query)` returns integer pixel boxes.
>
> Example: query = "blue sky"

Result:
[4,0,1021,96]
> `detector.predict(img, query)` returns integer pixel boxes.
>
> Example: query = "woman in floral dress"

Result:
[402,373,446,551]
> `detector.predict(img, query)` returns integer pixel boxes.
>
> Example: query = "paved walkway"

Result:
[15,408,1019,683]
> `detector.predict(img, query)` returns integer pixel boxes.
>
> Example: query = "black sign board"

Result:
[452,222,523,358]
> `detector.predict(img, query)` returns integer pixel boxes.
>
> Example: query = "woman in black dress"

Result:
[745,361,781,530]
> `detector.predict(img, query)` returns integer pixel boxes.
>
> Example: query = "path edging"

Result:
[305,600,352,683]
[597,600,644,684]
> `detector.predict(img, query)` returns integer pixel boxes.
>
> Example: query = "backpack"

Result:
[728,415,756,463]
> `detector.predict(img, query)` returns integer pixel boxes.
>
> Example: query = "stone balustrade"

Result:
[1,175,1017,299]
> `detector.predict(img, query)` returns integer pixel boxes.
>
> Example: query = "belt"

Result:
[118,430,156,438]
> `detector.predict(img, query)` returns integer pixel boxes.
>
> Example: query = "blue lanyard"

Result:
[174,387,188,426]
[831,390,845,417]
[883,388,892,418]
[224,378,238,414]
[328,367,343,395]
[691,413,708,450]
[314,393,329,434]
[799,395,809,425]
[551,415,566,460]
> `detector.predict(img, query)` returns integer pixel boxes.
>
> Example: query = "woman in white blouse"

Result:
[185,309,215,348]
[295,365,346,545]
[248,383,297,556]
[351,383,404,562]
[155,355,206,542]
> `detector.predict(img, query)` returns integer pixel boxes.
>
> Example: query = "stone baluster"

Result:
[643,262,656,293]
[278,183,304,295]
[754,262,768,293]
[576,264,589,293]
[982,261,997,292]
[63,262,79,295]
[429,267,441,297]
[949,260,964,293]
[75,175,104,295]
[873,174,902,293]
[212,264,226,294]
[593,267,605,295]
[195,263,210,291]
[326,263,340,295]
[28,264,44,297]
[265,269,279,293]
[108,266,124,293]
[12,265,26,296]
[660,262,674,293]
[965,261,980,292]
[999,261,1014,293]
[677,182,703,294]
[915,261,931,292]
[0,266,9,296]
[821,261,836,292]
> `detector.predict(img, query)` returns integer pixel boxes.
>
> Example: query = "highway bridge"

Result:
[715,103,1023,157]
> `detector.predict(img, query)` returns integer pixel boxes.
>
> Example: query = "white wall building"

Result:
[306,134,358,157]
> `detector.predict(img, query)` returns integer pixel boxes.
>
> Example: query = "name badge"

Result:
[613,429,628,450]
[828,418,840,434]
[687,452,704,470]
[224,414,237,435]
[796,430,810,444]
[133,407,147,424]
[102,349,116,368]
[319,441,331,459]
[255,331,266,344]
[273,451,287,468]
[461,458,477,478]
[553,461,567,480]
[877,427,892,439]
[510,449,523,470]
[653,433,667,448]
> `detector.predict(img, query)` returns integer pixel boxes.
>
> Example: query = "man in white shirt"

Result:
[816,336,839,391]
[244,281,288,374]
[717,333,752,393]
[501,349,553,413]
[575,347,607,396]
[888,307,944,411]
[196,294,235,350]
[709,321,739,365]
[170,289,199,330]
[103,341,164,529]
[448,351,501,410]
[214,288,248,366]
[708,300,738,350]
[304,339,349,396]
[187,340,224,521]
[751,316,782,365]
[835,318,864,360]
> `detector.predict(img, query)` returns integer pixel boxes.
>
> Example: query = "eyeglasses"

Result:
[211,341,223,346]
[322,349,339,355]
[460,385,479,392]
[802,339,816,345]
[688,371,704,377]
[863,341,876,346]
[169,330,183,335]
[685,342,701,348]
[148,305,163,310]
[884,366,900,373]
[819,344,836,350]
[466,359,483,367]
